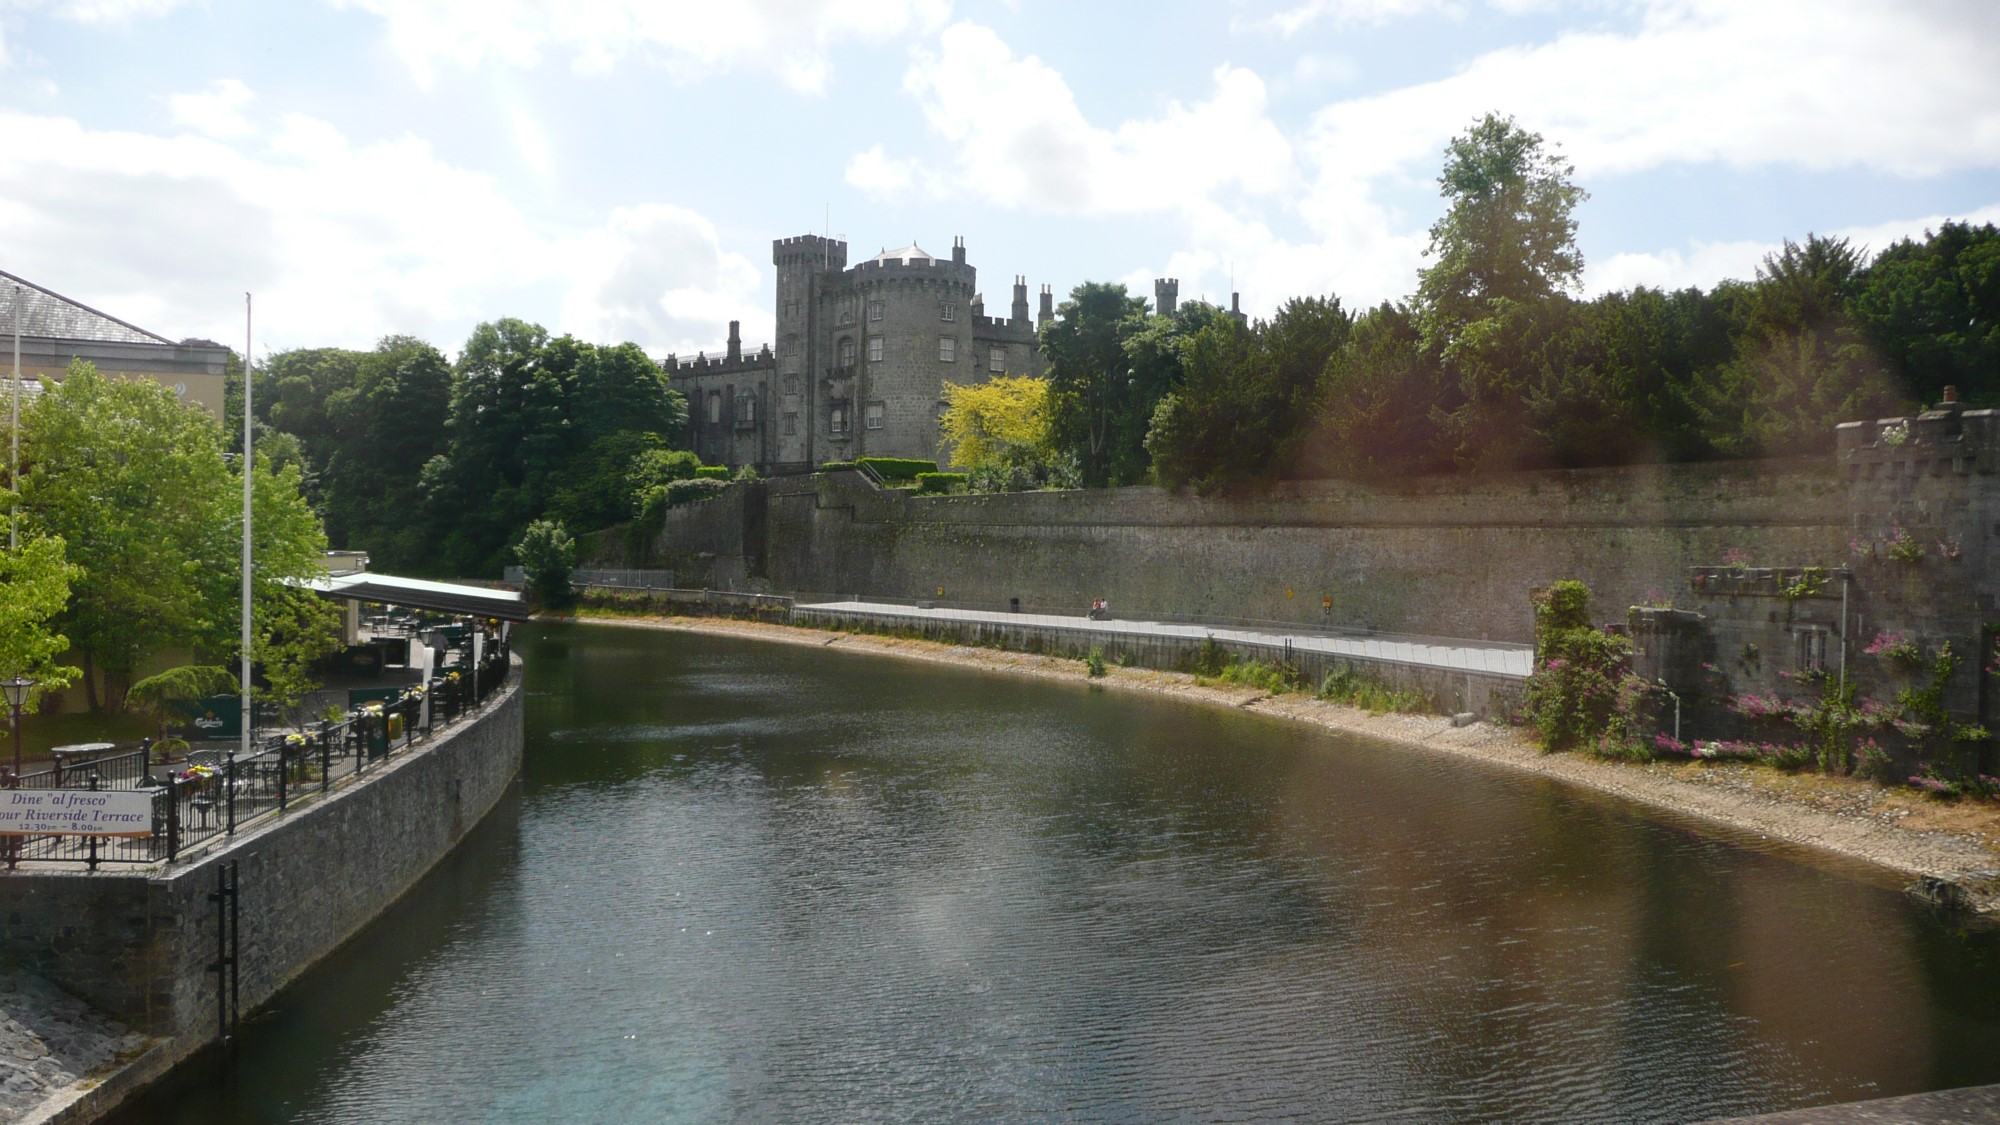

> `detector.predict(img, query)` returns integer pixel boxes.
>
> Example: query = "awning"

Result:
[307,572,530,622]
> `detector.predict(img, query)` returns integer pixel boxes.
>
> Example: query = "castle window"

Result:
[988,346,1005,373]
[940,302,955,322]
[830,404,849,434]
[737,393,756,422]
[838,337,856,367]
[938,336,956,362]
[784,413,798,435]
[839,300,855,325]
[1794,627,1829,674]
[866,402,885,429]
[706,391,721,425]
[869,301,884,321]
[868,336,884,363]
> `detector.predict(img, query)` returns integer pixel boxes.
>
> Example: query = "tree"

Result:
[1855,221,2000,406]
[939,375,1054,471]
[0,519,81,709]
[320,336,453,569]
[1042,283,1150,487]
[1306,302,1455,478]
[515,519,576,608]
[1417,113,1588,357]
[22,361,335,713]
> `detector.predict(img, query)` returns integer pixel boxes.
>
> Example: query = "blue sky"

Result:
[2,0,1996,359]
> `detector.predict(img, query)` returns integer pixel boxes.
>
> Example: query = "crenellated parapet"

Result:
[773,234,848,271]
[849,256,977,286]
[1836,388,2000,476]
[665,343,774,378]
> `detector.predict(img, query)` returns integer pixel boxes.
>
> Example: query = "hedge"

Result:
[662,477,729,506]
[820,461,856,472]
[693,465,731,480]
[914,472,966,495]
[856,457,938,481]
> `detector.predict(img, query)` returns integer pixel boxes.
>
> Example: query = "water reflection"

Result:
[114,622,2000,1123]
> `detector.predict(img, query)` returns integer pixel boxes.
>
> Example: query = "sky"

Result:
[1,0,1997,361]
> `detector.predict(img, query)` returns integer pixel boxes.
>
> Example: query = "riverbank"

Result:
[561,611,2000,914]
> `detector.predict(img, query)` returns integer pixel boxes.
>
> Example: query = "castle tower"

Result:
[1038,284,1053,331]
[1154,278,1178,317]
[772,234,848,467]
[726,320,741,363]
[1011,276,1030,325]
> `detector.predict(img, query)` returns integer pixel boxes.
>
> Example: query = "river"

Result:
[111,621,2000,1123]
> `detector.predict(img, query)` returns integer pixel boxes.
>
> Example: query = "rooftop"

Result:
[0,269,174,346]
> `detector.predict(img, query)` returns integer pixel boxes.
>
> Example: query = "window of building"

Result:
[830,404,849,434]
[837,337,856,367]
[784,413,798,435]
[1794,627,1829,674]
[737,393,756,422]
[838,300,855,325]
[706,391,721,424]
[866,402,885,429]
[938,336,956,362]
[940,302,955,322]
[988,346,1006,373]
[867,336,884,363]
[869,300,884,321]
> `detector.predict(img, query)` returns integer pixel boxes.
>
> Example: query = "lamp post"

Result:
[3,674,35,779]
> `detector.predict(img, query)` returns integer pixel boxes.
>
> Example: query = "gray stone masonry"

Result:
[0,971,150,1124]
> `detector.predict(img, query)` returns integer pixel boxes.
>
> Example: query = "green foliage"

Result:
[693,465,732,481]
[939,375,1053,472]
[0,520,81,705]
[1042,282,1154,486]
[1084,647,1107,678]
[1191,635,1228,677]
[23,361,335,713]
[1522,581,1634,752]
[125,665,236,730]
[1317,667,1425,714]
[820,461,856,472]
[1202,657,1303,694]
[732,463,761,482]
[1781,567,1828,601]
[966,454,1080,494]
[914,472,966,495]
[1148,296,1353,491]
[662,478,729,507]
[855,457,938,481]
[514,519,577,608]
[1417,113,1587,363]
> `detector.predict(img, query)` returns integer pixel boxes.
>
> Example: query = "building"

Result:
[2,270,232,419]
[670,235,1054,472]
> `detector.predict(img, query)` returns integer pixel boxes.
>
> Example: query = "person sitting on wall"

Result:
[1088,599,1109,621]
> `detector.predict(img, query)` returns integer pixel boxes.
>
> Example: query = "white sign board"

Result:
[0,789,154,837]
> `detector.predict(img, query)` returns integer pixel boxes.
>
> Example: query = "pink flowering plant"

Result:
[1523,581,1639,754]
[1864,631,1924,668]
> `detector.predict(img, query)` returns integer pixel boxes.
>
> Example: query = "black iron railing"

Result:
[2,647,512,869]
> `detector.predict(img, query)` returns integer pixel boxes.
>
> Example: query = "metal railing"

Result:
[2,646,514,870]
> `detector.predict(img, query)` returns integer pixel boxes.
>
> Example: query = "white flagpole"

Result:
[241,294,253,762]
[11,283,20,551]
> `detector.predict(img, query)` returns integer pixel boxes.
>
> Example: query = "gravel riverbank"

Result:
[566,612,2000,915]
[0,973,152,1125]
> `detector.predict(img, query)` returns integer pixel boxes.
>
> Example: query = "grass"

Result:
[1315,667,1427,715]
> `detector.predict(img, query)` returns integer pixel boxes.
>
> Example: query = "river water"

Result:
[113,622,2000,1123]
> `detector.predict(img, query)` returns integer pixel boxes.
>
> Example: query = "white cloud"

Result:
[559,204,768,355]
[0,108,763,357]
[893,23,1296,215]
[168,78,255,139]
[1248,0,1462,36]
[844,144,924,197]
[1589,203,2000,295]
[49,0,191,22]
[325,0,953,92]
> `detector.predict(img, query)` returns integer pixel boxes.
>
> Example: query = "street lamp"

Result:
[3,674,35,778]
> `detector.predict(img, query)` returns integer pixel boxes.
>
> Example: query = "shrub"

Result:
[693,465,732,480]
[1084,647,1107,678]
[733,463,762,482]
[856,457,938,481]
[1317,667,1424,714]
[514,519,576,608]
[914,472,967,495]
[820,461,856,472]
[661,477,729,507]
[1522,581,1634,752]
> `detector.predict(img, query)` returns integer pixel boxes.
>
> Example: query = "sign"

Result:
[1,789,154,838]
[174,695,241,739]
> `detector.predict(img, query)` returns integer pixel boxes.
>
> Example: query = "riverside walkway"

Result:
[793,600,1533,678]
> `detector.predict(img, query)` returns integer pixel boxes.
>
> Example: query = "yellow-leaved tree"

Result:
[939,375,1053,472]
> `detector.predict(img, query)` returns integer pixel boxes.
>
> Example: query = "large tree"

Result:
[320,336,453,569]
[22,361,334,712]
[1041,283,1151,487]
[0,518,81,709]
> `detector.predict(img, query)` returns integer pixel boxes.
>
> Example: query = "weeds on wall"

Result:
[1522,581,1639,754]
[1316,667,1426,715]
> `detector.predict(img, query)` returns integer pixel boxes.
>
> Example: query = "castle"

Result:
[669,234,1058,472]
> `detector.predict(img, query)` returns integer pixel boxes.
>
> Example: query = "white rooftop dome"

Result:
[870,243,935,265]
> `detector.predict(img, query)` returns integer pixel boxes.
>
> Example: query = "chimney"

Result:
[1943,385,1959,405]
[1011,275,1029,324]
[1154,278,1179,317]
[727,320,742,363]
[1037,284,1053,329]
[952,236,966,266]
[972,292,985,319]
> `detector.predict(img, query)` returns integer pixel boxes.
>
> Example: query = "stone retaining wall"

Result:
[0,663,523,1113]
